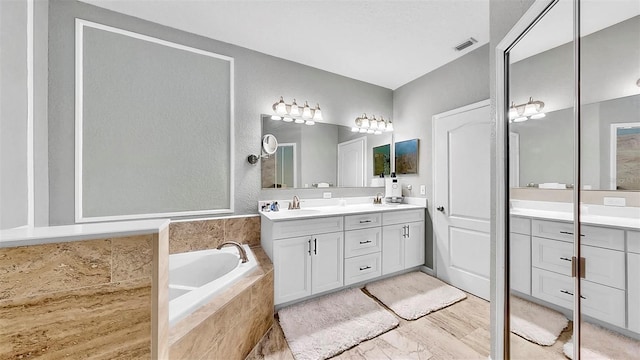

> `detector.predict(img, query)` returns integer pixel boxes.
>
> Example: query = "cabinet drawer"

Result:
[344,212,382,230]
[382,209,424,226]
[532,268,626,328]
[344,227,382,258]
[628,231,640,254]
[532,237,625,289]
[510,216,531,235]
[532,220,624,251]
[344,253,382,286]
[272,216,343,239]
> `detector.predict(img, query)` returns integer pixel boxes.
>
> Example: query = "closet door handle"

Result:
[314,238,317,255]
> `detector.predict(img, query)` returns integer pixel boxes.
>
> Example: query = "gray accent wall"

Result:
[48,0,393,225]
[392,44,491,268]
[0,0,29,229]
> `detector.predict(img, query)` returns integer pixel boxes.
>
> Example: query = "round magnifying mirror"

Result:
[262,134,278,155]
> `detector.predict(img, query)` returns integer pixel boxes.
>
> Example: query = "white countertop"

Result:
[510,200,640,230]
[0,219,171,248]
[260,197,427,221]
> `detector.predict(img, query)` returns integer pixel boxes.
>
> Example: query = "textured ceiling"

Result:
[80,0,490,90]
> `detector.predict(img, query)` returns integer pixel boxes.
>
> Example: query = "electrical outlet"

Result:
[420,185,426,195]
[323,192,332,199]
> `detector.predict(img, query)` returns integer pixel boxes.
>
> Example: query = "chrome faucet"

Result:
[216,241,248,263]
[289,195,301,210]
[374,192,384,204]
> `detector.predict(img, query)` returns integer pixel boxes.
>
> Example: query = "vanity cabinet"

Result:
[381,210,425,275]
[262,207,427,306]
[530,219,627,327]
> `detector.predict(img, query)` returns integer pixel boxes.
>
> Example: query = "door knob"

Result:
[437,206,445,212]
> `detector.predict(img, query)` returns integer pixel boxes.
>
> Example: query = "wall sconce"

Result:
[270,96,322,125]
[351,113,393,135]
[508,97,545,123]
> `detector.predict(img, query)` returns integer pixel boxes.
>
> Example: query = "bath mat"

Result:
[563,322,640,359]
[510,296,568,346]
[364,271,467,320]
[277,288,399,360]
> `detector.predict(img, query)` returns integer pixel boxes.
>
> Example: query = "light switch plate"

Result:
[323,192,332,199]
[420,185,426,195]
[603,197,626,207]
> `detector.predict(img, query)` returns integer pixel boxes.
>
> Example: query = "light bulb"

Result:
[369,115,378,130]
[294,118,305,124]
[271,115,282,121]
[386,121,394,132]
[305,120,315,125]
[378,116,386,129]
[513,116,528,122]
[361,114,370,129]
[374,130,382,135]
[312,104,323,121]
[351,127,359,132]
[530,112,546,120]
[367,129,374,134]
[290,99,300,116]
[274,97,287,116]
[302,101,312,119]
[283,116,293,122]
[359,128,367,133]
[508,107,518,119]
[523,103,537,117]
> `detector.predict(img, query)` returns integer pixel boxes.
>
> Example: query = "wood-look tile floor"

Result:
[246,291,572,360]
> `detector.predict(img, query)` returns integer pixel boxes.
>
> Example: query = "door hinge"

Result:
[571,256,585,278]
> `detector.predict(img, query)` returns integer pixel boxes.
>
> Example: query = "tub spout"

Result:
[216,241,248,263]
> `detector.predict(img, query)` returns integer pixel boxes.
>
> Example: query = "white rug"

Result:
[277,288,399,360]
[563,322,640,359]
[510,296,568,346]
[364,271,467,320]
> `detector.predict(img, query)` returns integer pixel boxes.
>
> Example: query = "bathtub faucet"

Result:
[216,241,249,263]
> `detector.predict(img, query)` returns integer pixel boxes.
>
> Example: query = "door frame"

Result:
[337,136,367,187]
[495,0,562,358]
[432,99,491,293]
[275,142,297,188]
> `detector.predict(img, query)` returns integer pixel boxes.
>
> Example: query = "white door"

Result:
[338,137,366,187]
[311,232,344,294]
[434,100,491,300]
[273,236,311,304]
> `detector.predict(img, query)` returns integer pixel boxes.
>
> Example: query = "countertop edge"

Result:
[260,204,426,222]
[0,219,171,248]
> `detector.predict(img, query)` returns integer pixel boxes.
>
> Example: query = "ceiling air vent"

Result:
[454,37,478,51]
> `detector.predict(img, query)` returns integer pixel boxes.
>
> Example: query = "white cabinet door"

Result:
[510,233,531,295]
[628,253,640,333]
[382,224,404,275]
[311,232,344,294]
[404,222,425,268]
[273,236,312,304]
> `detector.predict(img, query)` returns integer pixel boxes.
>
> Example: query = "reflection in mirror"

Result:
[508,1,575,358]
[260,114,392,189]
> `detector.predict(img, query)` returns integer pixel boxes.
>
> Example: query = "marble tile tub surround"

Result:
[0,233,161,359]
[169,246,274,360]
[169,215,261,254]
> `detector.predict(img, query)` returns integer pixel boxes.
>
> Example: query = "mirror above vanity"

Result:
[260,114,393,189]
[509,14,640,191]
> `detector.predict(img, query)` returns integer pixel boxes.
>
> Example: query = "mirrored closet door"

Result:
[500,0,640,358]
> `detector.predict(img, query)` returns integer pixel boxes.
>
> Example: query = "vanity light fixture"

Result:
[508,97,545,123]
[271,96,323,125]
[352,113,393,135]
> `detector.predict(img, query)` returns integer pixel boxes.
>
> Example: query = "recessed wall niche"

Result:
[75,19,234,222]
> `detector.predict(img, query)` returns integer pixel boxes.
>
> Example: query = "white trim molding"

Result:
[75,19,235,223]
